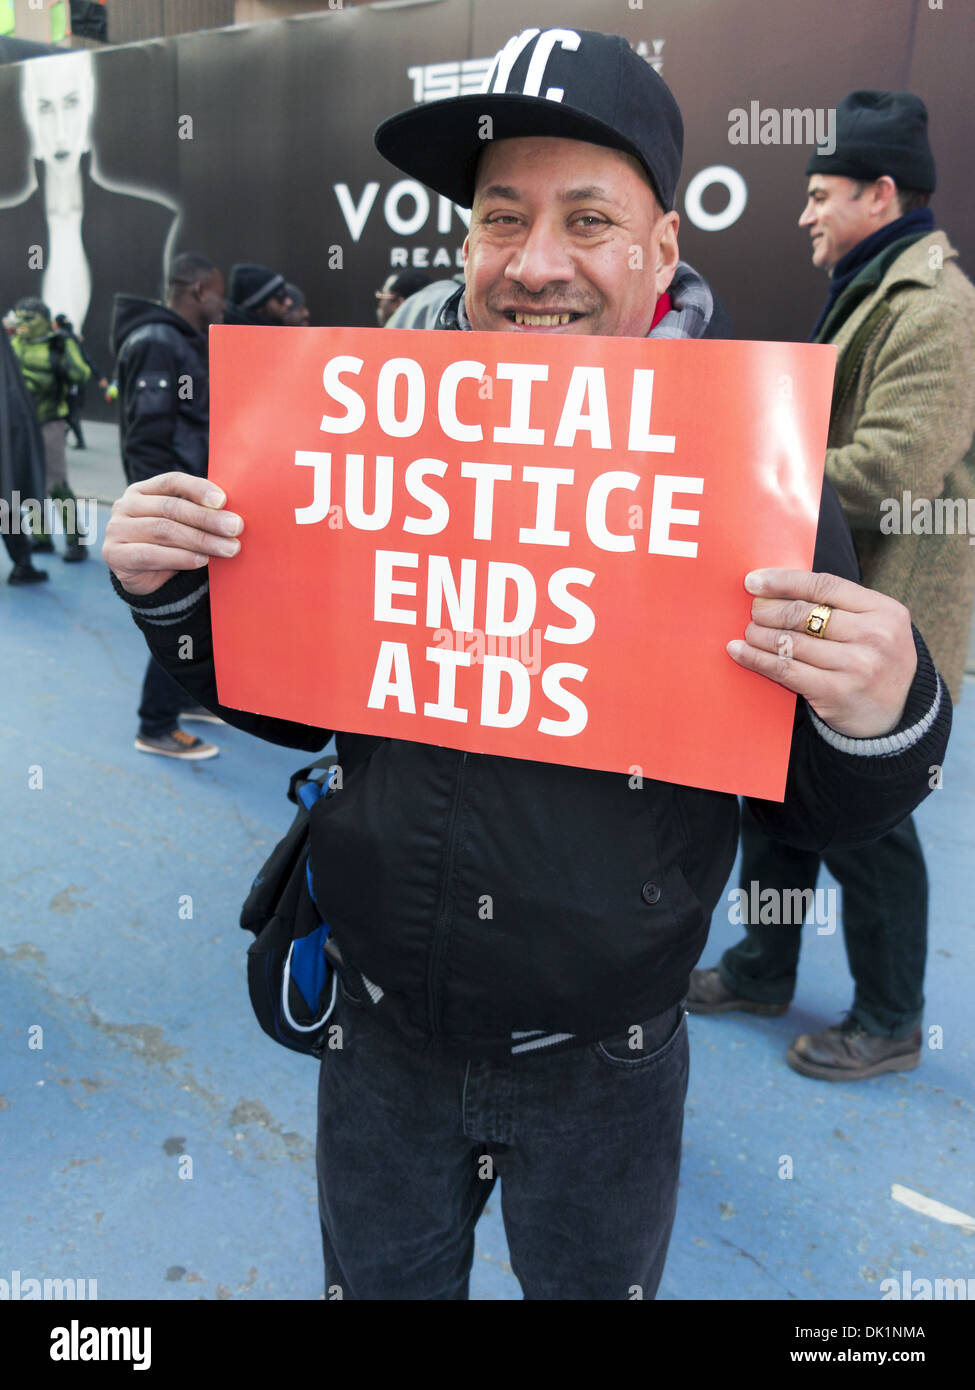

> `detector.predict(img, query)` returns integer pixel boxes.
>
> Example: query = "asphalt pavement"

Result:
[1,424,973,1301]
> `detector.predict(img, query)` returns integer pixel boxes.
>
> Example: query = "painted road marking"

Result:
[891,1184,975,1233]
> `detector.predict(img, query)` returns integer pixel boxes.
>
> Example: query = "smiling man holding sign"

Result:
[104,29,949,1301]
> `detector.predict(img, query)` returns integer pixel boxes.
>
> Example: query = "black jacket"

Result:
[1,327,44,504]
[115,542,949,1061]
[113,278,952,1061]
[112,295,210,485]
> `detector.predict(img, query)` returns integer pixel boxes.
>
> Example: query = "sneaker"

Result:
[180,704,226,725]
[62,542,89,563]
[8,564,50,586]
[786,1015,922,1082]
[134,728,219,760]
[686,967,789,1017]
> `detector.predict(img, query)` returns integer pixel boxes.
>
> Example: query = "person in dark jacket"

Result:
[112,251,225,760]
[103,30,951,1300]
[54,315,108,450]
[0,323,48,585]
[10,296,91,562]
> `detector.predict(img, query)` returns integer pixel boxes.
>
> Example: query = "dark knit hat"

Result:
[228,263,287,310]
[806,91,936,191]
[375,27,683,211]
[388,270,432,299]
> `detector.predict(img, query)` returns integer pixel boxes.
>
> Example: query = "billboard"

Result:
[0,0,971,400]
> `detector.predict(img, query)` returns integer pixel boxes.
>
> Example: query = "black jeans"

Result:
[316,977,689,1300]
[137,656,190,738]
[719,802,926,1037]
[3,528,34,568]
[65,385,86,447]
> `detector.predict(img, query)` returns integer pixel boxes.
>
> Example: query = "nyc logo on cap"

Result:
[482,28,583,102]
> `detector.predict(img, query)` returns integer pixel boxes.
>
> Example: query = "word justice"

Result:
[294,452,703,558]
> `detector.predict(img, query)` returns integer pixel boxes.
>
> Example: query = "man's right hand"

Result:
[102,472,243,595]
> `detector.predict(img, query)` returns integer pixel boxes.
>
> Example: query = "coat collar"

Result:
[814,230,956,344]
[872,228,957,293]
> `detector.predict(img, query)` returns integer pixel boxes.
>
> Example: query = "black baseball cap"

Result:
[375,27,684,211]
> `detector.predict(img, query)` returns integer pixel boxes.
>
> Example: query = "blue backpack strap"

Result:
[288,754,338,806]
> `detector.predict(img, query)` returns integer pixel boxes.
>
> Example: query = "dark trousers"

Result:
[41,481,82,544]
[316,978,689,1300]
[65,387,86,447]
[138,655,189,738]
[719,802,927,1038]
[3,528,34,568]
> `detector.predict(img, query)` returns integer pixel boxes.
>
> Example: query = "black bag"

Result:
[240,755,340,1056]
[47,330,71,395]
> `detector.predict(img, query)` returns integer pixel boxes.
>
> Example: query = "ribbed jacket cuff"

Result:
[808,625,947,764]
[110,568,209,625]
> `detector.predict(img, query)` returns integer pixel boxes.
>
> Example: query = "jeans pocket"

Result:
[592,999,687,1068]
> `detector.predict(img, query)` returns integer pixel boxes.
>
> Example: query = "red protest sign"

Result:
[207,326,835,799]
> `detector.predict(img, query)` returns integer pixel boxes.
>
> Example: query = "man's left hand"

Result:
[727,569,918,739]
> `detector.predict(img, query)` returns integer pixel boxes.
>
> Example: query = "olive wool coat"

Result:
[819,229,975,702]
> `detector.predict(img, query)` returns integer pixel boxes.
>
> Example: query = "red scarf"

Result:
[650,291,672,331]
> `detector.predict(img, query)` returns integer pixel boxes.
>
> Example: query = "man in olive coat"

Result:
[691,91,975,1081]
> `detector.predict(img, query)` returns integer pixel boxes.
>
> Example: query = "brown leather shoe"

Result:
[786,1016,921,1081]
[686,968,789,1017]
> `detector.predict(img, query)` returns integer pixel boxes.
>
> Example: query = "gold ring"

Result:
[805,604,832,638]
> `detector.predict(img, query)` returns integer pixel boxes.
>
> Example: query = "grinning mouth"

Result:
[504,310,584,326]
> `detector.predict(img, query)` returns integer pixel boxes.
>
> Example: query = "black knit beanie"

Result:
[229,263,287,310]
[806,91,936,191]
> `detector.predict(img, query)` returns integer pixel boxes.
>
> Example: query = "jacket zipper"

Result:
[427,750,468,1039]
